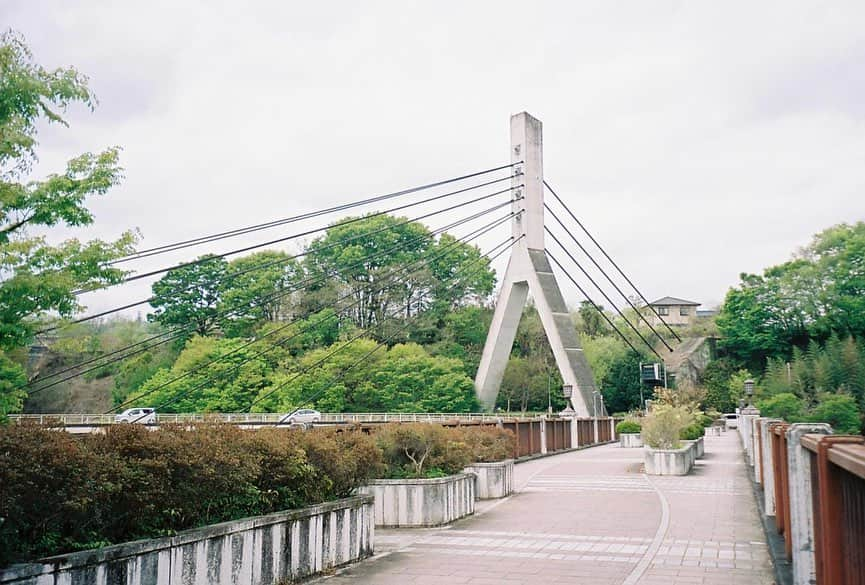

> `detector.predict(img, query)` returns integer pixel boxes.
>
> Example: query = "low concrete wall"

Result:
[0,496,374,585]
[464,460,514,499]
[644,444,694,476]
[620,433,643,448]
[684,437,705,459]
[359,473,475,527]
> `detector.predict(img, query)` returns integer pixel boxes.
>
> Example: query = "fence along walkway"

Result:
[316,431,773,585]
[746,416,865,585]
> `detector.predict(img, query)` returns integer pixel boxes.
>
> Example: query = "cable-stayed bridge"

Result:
[22,112,681,423]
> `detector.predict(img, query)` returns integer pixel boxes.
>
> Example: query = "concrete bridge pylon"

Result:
[474,112,600,416]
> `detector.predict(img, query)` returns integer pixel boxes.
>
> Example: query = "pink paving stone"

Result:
[313,432,774,585]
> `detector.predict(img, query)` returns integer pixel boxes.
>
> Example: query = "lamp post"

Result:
[744,379,754,407]
[560,384,574,416]
[592,391,600,444]
[741,379,759,416]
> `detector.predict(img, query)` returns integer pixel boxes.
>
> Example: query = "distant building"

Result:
[644,296,701,327]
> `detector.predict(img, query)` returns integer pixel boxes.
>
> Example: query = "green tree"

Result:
[809,394,862,434]
[0,31,136,416]
[129,335,280,412]
[577,301,609,337]
[219,251,302,337]
[148,255,227,337]
[304,215,432,328]
[699,357,739,412]
[599,349,646,414]
[255,340,477,413]
[756,392,805,421]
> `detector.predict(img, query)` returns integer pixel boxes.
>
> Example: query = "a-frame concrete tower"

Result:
[474,112,600,416]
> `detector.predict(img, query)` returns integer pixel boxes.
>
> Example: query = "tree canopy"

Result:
[0,31,136,417]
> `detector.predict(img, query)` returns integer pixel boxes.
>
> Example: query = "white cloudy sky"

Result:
[5,0,865,319]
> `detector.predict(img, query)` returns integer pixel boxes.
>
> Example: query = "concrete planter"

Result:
[704,426,722,437]
[0,496,373,585]
[464,459,514,499]
[644,444,695,476]
[619,433,643,448]
[359,473,475,527]
[684,436,705,458]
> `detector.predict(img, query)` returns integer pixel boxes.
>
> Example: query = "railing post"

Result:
[786,424,831,585]
[539,416,548,454]
[760,418,782,515]
[812,435,865,585]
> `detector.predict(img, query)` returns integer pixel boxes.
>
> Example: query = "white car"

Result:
[724,413,738,429]
[278,409,321,425]
[115,407,156,424]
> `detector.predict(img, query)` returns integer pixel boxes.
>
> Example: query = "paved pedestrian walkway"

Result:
[315,431,774,584]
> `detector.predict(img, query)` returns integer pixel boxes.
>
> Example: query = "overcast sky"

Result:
[5,1,865,320]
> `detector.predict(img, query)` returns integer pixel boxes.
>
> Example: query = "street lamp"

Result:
[560,385,575,416]
[744,379,755,407]
[592,390,600,443]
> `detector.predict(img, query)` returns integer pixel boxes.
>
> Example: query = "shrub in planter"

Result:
[616,420,642,434]
[697,413,715,428]
[375,423,471,478]
[463,426,515,462]
[679,423,704,441]
[641,405,694,450]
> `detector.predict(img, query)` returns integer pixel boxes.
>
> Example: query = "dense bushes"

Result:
[0,423,381,565]
[642,405,694,449]
[615,420,641,434]
[679,423,704,441]
[0,422,515,565]
[375,423,514,478]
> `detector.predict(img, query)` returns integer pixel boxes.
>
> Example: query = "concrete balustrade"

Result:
[740,412,865,585]
[785,423,831,585]
[619,433,643,448]
[464,460,514,499]
[644,443,696,475]
[0,496,374,585]
[358,473,476,527]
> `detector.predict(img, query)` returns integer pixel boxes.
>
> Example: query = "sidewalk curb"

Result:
[747,459,792,585]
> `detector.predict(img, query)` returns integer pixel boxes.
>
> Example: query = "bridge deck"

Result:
[318,431,773,585]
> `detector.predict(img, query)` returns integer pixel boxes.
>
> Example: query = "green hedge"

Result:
[615,420,642,434]
[679,423,704,441]
[0,421,514,565]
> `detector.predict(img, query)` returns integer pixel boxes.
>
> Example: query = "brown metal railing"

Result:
[770,422,792,559]
[801,433,865,585]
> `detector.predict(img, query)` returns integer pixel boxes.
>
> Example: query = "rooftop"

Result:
[649,296,700,307]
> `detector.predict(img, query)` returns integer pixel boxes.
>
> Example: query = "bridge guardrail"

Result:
[7,411,558,426]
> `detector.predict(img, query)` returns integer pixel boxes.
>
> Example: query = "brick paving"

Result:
[313,431,774,584]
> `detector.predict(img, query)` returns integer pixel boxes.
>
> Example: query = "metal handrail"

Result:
[7,411,583,426]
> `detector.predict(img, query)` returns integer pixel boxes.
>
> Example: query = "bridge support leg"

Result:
[474,112,598,416]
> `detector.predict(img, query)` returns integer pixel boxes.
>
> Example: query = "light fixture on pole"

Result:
[744,379,755,407]
[560,385,575,416]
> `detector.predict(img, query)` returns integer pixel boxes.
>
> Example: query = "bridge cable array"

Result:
[544,180,681,343]
[244,237,521,416]
[45,180,519,331]
[73,166,519,295]
[125,235,519,423]
[28,167,521,396]
[542,180,678,359]
[107,163,519,265]
[111,218,518,417]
